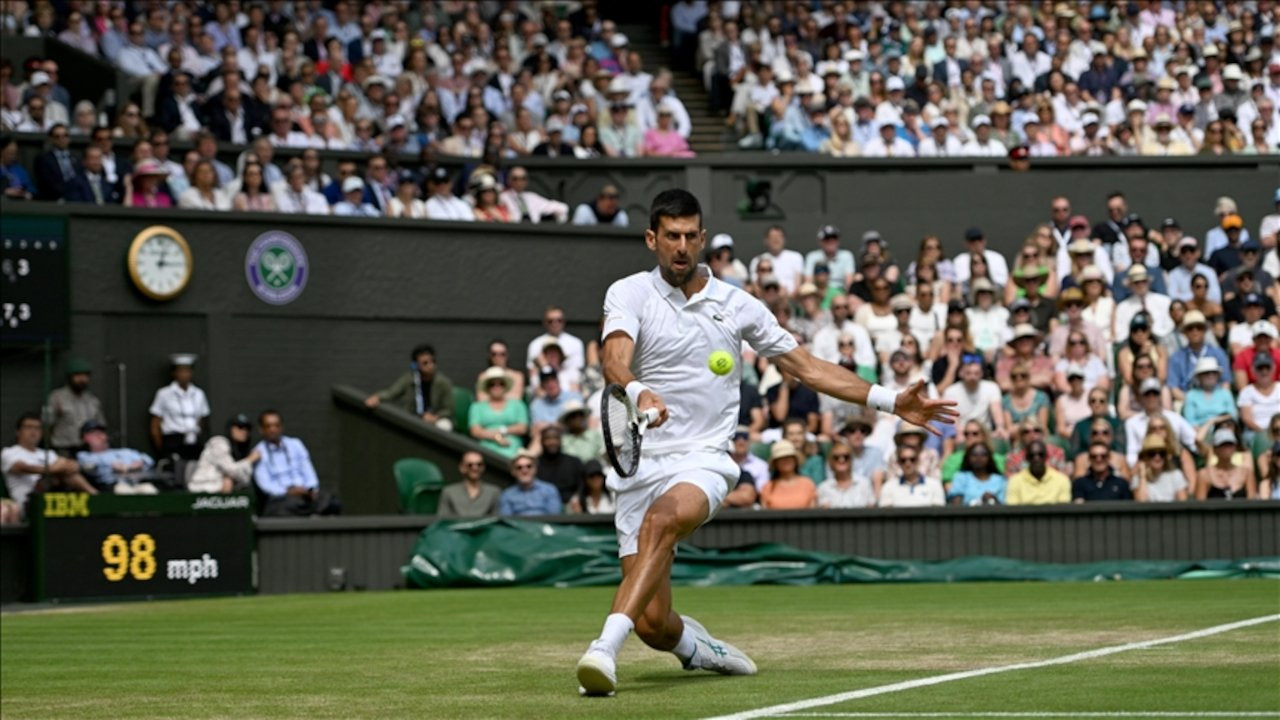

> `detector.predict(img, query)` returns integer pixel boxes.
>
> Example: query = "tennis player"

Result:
[576,190,958,695]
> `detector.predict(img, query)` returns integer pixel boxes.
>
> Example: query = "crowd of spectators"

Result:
[673,0,1279,155]
[1,1,701,214]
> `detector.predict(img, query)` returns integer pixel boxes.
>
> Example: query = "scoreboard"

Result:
[1,215,69,346]
[30,493,255,602]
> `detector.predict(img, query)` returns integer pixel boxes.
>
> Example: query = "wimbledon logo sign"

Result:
[245,231,308,305]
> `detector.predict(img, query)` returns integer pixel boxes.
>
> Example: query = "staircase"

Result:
[618,23,729,155]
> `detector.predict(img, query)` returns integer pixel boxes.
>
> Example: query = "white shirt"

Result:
[1124,410,1196,466]
[962,138,1006,156]
[424,194,475,221]
[952,248,1010,286]
[749,249,806,294]
[602,265,797,454]
[1114,292,1174,341]
[525,330,586,377]
[148,381,211,441]
[1238,383,1280,430]
[1,445,57,509]
[878,475,945,507]
[275,186,330,215]
[811,320,876,367]
[916,134,965,156]
[907,302,948,347]
[818,476,876,508]
[943,379,1002,426]
[500,189,569,223]
[966,305,1011,352]
[861,136,917,157]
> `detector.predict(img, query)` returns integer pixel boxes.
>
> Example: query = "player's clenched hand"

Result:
[894,379,958,436]
[637,390,669,428]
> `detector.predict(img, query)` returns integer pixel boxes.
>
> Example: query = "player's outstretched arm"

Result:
[602,330,669,426]
[771,346,958,435]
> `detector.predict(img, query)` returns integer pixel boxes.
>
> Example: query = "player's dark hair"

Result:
[648,189,701,232]
[15,411,41,430]
[410,344,436,361]
[258,409,281,425]
[1106,191,1125,202]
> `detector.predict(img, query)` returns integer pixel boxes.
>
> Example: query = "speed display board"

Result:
[30,493,255,602]
[1,216,69,346]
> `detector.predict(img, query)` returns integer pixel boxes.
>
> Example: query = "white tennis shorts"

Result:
[608,448,738,558]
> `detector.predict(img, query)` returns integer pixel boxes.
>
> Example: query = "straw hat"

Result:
[476,366,512,394]
[1140,434,1168,456]
[768,440,801,466]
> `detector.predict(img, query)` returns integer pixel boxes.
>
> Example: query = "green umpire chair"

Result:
[394,458,445,514]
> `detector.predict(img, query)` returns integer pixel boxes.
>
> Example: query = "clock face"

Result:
[128,226,192,301]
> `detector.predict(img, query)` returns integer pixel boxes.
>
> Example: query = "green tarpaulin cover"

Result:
[402,518,1280,589]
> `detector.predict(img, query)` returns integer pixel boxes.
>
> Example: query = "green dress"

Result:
[467,400,530,458]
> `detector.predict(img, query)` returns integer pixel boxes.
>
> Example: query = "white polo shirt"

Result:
[602,265,797,455]
[1,445,57,509]
[149,382,211,442]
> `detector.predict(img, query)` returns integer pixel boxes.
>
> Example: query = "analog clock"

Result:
[127,226,192,301]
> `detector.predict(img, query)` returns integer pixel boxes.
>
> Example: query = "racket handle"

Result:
[640,407,660,425]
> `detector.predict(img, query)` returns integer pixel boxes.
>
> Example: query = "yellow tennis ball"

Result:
[708,350,735,376]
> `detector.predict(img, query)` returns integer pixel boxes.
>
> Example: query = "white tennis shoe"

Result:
[576,640,618,696]
[680,615,758,675]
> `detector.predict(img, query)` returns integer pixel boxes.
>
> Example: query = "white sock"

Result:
[598,613,633,656]
[673,621,697,662]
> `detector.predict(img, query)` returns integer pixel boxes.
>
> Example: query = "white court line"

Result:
[702,614,1280,720]
[768,707,1280,712]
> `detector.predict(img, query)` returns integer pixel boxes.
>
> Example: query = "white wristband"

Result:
[625,381,650,407]
[867,384,897,414]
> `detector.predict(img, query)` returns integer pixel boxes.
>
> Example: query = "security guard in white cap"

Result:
[149,353,210,460]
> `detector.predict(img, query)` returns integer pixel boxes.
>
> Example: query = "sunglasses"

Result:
[462,462,485,468]
[1012,373,1029,380]
[847,425,871,435]
[1069,339,1087,345]
[830,454,852,461]
[963,429,982,437]
[1090,453,1110,461]
[838,340,854,347]
[513,463,534,470]
[1139,452,1163,460]
[897,455,918,463]
[1027,452,1047,459]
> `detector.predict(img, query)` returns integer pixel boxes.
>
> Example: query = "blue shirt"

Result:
[498,479,561,516]
[529,390,583,427]
[1182,386,1238,427]
[76,448,154,485]
[1168,344,1230,393]
[1112,264,1168,302]
[947,470,1007,505]
[253,436,319,496]
[1167,263,1221,303]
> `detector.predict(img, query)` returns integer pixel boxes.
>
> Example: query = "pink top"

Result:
[642,129,695,158]
[130,191,172,208]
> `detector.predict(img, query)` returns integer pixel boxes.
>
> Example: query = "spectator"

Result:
[75,420,158,495]
[948,440,1006,506]
[24,71,67,127]
[760,441,817,510]
[525,306,586,380]
[879,443,945,507]
[1167,239,1221,303]
[499,451,562,516]
[189,414,259,494]
[231,161,276,212]
[471,173,512,222]
[1072,441,1135,502]
[254,410,331,516]
[1132,434,1189,503]
[601,101,642,157]
[438,451,501,518]
[572,184,628,227]
[531,117,575,157]
[568,460,615,514]
[1114,266,1174,341]
[559,402,604,465]
[996,325,1054,393]
[148,353,210,461]
[952,227,1010,286]
[0,135,33,200]
[1238,353,1280,436]
[884,423,942,484]
[469,367,530,459]
[944,357,1006,439]
[46,357,105,456]
[177,159,231,211]
[424,165,474,221]
[1006,440,1071,505]
[536,426,584,504]
[529,366,583,438]
[1125,377,1198,467]
[275,163,330,215]
[1234,322,1280,390]
[500,166,569,223]
[1001,361,1052,431]
[2,412,96,514]
[1196,428,1257,500]
[729,426,769,492]
[816,438,875,508]
[33,124,77,201]
[333,175,379,217]
[123,159,173,208]
[1004,418,1071,478]
[364,344,456,431]
[574,124,607,159]
[1181,359,1235,436]
[640,102,693,158]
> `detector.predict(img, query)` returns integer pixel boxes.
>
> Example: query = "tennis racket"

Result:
[601,383,661,478]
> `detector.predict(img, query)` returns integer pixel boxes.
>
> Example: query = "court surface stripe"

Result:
[701,613,1280,720]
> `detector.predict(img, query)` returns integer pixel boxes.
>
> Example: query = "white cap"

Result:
[385,114,406,129]
[29,71,51,86]
[342,176,364,193]
[1126,99,1147,113]
[1082,111,1100,126]
[710,233,734,250]
[607,76,629,95]
[1193,356,1221,376]
[1252,320,1279,338]
[611,33,629,48]
[844,49,865,62]
[1222,64,1244,81]
[886,76,905,92]
[775,68,796,84]
[971,114,992,128]
[169,353,198,366]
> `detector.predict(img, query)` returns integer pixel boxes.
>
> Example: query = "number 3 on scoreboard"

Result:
[101,533,157,581]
